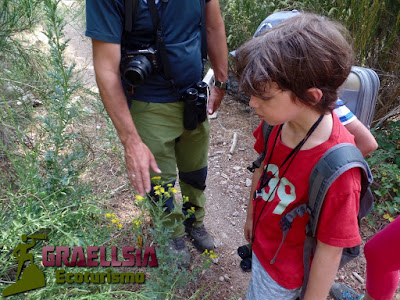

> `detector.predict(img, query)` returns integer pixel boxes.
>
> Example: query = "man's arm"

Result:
[303,241,343,300]
[92,39,161,196]
[205,0,228,114]
[344,118,378,156]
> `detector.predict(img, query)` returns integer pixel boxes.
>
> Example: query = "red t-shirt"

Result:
[252,113,361,289]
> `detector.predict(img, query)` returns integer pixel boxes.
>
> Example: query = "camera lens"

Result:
[240,257,252,272]
[237,244,252,259]
[123,55,153,87]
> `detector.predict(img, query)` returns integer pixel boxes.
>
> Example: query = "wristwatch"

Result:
[214,79,229,90]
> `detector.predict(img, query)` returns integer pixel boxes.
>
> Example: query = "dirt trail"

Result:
[62,1,399,299]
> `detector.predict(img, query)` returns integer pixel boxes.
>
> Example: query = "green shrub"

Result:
[0,1,110,298]
[367,120,400,217]
[132,181,213,299]
[222,0,275,52]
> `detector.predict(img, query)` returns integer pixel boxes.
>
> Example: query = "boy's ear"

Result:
[306,87,323,104]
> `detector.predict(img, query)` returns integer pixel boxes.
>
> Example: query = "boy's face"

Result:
[249,82,304,126]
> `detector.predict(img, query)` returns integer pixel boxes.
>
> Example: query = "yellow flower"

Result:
[117,224,123,229]
[383,213,390,220]
[132,220,142,228]
[170,187,178,194]
[135,194,145,201]
[210,253,218,259]
[167,183,173,187]
[164,192,171,198]
[389,217,395,222]
[153,185,161,190]
[151,176,161,181]
[160,187,165,193]
[154,190,161,196]
[106,213,112,218]
[182,195,189,203]
[111,219,118,224]
[111,213,116,218]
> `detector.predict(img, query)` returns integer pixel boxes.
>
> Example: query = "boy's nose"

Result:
[249,96,258,108]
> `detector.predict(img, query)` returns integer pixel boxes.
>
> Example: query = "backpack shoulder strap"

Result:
[124,0,139,32]
[300,143,373,299]
[247,121,274,172]
[307,143,373,236]
[200,0,207,62]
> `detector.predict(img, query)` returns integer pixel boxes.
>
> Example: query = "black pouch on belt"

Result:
[183,88,199,130]
[183,81,208,130]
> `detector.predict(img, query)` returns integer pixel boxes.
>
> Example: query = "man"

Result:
[86,0,228,265]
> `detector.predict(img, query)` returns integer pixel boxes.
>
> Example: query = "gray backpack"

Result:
[248,66,379,298]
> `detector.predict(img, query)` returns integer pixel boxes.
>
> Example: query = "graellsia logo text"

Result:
[3,235,158,297]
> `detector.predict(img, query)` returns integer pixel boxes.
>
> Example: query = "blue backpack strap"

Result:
[124,0,139,32]
[247,121,274,173]
[300,143,373,299]
[200,0,207,62]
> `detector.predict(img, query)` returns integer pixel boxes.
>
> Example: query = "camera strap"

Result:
[147,0,180,95]
[199,0,207,64]
[123,0,208,95]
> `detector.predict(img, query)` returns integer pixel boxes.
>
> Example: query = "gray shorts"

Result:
[246,252,301,300]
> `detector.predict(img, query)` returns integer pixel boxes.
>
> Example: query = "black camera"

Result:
[121,46,158,87]
[183,81,208,130]
[237,244,252,272]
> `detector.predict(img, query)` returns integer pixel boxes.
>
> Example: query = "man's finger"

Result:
[207,98,215,114]
[149,155,162,174]
[141,167,151,194]
[135,171,146,196]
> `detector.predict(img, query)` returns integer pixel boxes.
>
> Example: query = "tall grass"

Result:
[0,0,110,298]
[1,1,215,298]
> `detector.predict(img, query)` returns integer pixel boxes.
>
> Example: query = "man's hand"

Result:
[207,86,225,115]
[124,140,161,196]
[205,0,228,115]
[91,39,162,197]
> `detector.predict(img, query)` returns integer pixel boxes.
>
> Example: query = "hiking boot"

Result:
[330,283,364,300]
[168,236,191,268]
[186,224,214,252]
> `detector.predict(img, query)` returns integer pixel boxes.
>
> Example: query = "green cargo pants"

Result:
[130,99,209,238]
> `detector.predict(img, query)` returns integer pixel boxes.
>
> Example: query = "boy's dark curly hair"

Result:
[235,13,354,114]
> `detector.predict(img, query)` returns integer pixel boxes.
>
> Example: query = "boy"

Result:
[235,13,362,299]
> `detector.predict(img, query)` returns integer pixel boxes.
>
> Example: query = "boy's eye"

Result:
[261,95,273,101]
